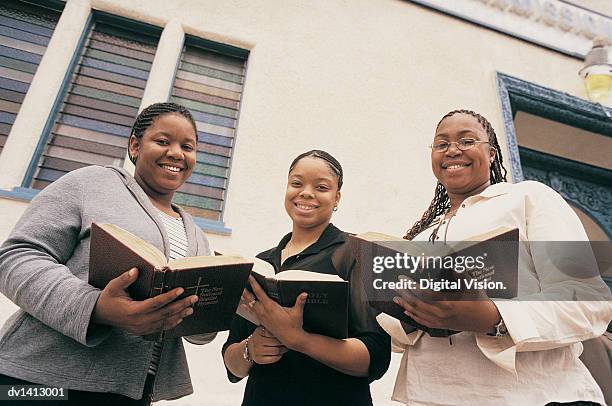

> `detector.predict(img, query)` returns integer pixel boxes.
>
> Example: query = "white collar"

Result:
[476,181,512,198]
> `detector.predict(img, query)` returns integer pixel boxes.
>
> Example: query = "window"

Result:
[0,0,61,156]
[28,18,159,189]
[0,4,249,231]
[169,41,248,222]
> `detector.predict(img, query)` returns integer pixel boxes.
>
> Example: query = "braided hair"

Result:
[404,109,508,240]
[289,149,344,190]
[128,102,197,164]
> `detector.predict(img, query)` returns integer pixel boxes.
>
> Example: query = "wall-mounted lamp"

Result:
[579,38,612,105]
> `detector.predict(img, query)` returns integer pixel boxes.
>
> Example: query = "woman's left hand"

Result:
[393,277,501,334]
[244,276,308,350]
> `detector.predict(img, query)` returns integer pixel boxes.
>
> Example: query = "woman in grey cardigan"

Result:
[0,102,215,405]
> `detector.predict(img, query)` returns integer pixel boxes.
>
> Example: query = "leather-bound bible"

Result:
[88,222,253,340]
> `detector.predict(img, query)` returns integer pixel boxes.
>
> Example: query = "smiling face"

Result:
[128,113,197,204]
[431,113,495,202]
[284,156,341,231]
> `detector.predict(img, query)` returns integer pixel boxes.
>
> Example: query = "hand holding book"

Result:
[247,326,288,365]
[391,274,501,334]
[89,222,253,340]
[245,276,309,351]
[92,267,199,336]
[348,226,519,337]
[236,290,261,325]
[236,257,349,339]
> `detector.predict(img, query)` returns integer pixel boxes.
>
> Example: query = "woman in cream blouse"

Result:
[377,109,612,406]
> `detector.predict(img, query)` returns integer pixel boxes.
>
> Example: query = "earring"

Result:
[129,153,137,165]
[333,206,338,212]
[128,135,138,165]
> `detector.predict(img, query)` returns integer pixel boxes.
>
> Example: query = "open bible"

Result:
[88,222,252,340]
[348,226,519,337]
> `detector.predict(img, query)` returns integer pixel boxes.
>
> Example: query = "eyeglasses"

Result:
[430,138,490,153]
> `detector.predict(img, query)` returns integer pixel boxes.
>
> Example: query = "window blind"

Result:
[0,0,60,156]
[170,44,247,221]
[30,20,158,189]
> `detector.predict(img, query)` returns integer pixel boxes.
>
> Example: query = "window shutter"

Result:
[170,44,247,221]
[30,20,158,189]
[0,0,60,156]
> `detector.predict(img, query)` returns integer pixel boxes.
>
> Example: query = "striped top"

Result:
[148,207,188,375]
[155,207,188,260]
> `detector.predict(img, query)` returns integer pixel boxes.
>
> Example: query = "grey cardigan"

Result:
[0,166,215,400]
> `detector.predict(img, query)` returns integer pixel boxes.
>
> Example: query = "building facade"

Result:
[0,0,610,404]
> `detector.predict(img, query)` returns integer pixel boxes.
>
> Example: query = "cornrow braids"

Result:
[128,102,197,164]
[404,109,508,240]
[289,149,344,190]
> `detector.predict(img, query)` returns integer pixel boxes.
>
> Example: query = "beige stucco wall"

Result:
[145,0,588,251]
[0,198,27,242]
[0,0,592,247]
[0,0,603,404]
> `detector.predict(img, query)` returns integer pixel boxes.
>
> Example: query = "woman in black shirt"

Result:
[222,150,391,406]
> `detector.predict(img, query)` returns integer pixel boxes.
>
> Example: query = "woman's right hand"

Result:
[393,275,500,334]
[92,268,198,335]
[248,326,288,365]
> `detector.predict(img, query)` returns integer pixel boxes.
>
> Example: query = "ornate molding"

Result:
[497,73,612,238]
[519,147,612,185]
[522,165,612,236]
[497,73,524,182]
[496,72,612,183]
[497,72,612,136]
[405,0,612,58]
